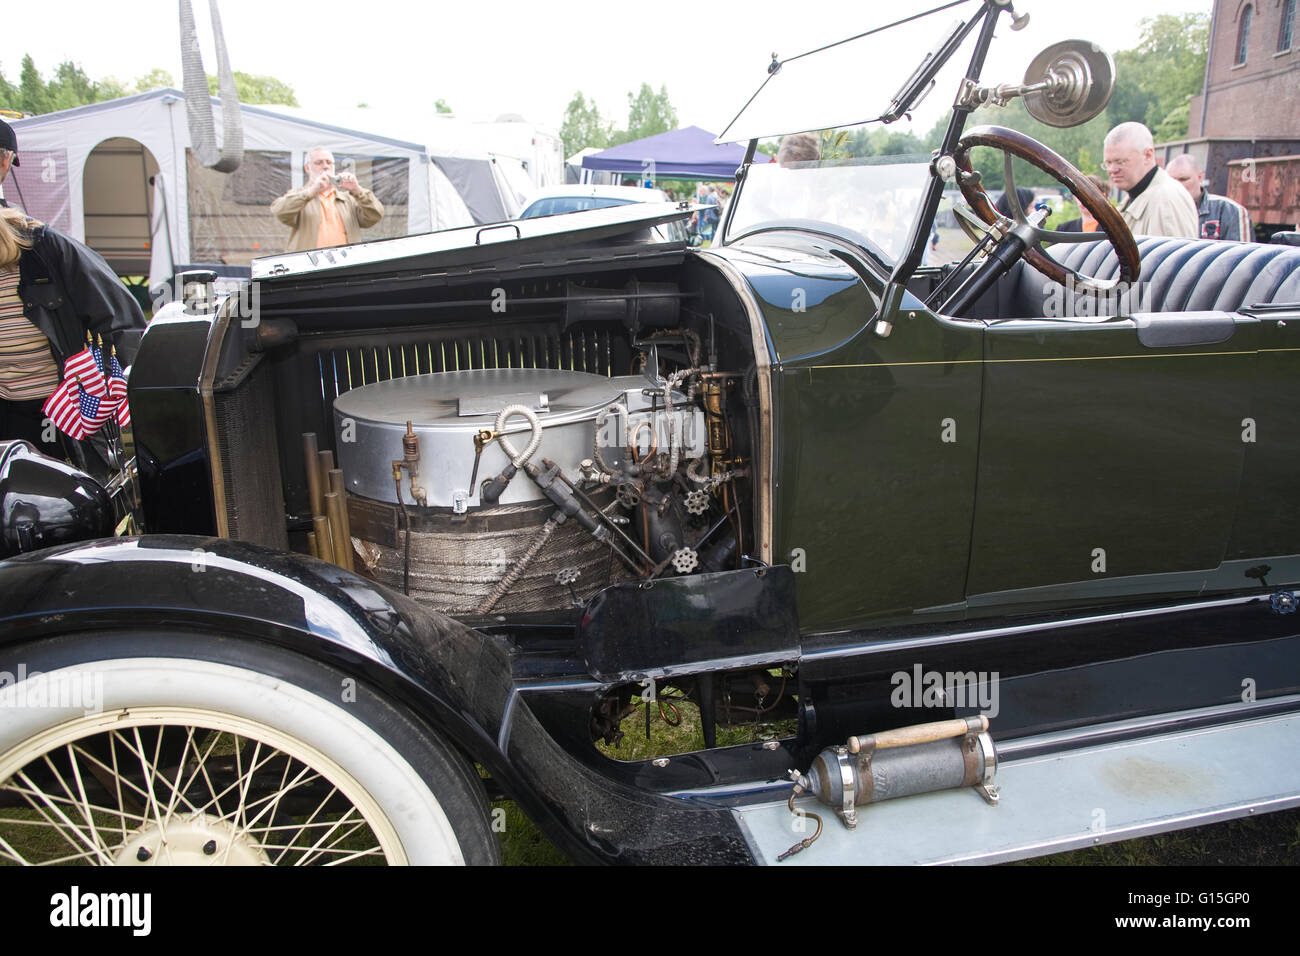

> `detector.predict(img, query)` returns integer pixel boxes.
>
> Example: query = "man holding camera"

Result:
[270,147,384,252]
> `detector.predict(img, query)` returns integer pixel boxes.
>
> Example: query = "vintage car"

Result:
[2,0,1299,866]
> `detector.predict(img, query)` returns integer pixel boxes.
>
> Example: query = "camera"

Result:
[329,174,345,185]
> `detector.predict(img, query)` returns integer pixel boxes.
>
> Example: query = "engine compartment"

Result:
[226,252,765,619]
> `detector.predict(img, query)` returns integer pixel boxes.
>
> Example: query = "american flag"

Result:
[106,351,130,428]
[43,379,113,440]
[61,346,108,399]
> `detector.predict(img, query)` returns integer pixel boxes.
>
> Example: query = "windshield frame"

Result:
[717,0,1008,322]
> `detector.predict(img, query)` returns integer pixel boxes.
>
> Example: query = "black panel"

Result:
[580,566,800,681]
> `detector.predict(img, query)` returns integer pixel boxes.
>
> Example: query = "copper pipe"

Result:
[302,433,324,518]
[317,449,335,513]
[328,469,354,571]
[313,514,332,565]
[325,492,352,570]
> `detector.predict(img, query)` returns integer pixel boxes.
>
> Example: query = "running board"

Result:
[732,708,1300,865]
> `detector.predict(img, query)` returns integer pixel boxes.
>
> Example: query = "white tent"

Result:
[566,148,618,186]
[5,89,527,281]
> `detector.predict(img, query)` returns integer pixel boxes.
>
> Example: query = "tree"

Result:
[620,83,677,144]
[434,98,453,115]
[207,71,298,106]
[134,69,175,94]
[18,55,49,115]
[0,63,18,110]
[1107,13,1208,139]
[46,61,97,112]
[559,91,613,157]
[0,56,172,115]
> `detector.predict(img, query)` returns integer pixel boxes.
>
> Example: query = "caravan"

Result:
[5,90,534,291]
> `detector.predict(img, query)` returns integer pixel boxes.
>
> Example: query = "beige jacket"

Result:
[1121,166,1198,239]
[270,185,384,252]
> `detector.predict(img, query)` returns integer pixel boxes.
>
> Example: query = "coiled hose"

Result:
[495,403,544,467]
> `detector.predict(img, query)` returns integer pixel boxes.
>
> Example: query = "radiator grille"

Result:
[314,327,617,402]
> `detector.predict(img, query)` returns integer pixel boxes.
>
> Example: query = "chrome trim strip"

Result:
[997,693,1300,760]
[802,592,1268,662]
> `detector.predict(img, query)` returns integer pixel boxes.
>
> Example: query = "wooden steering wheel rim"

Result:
[951,124,1141,287]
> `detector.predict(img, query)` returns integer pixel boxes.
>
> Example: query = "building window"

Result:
[1237,5,1253,64]
[1281,0,1296,51]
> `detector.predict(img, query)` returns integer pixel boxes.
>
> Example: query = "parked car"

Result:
[520,183,688,243]
[3,0,1299,866]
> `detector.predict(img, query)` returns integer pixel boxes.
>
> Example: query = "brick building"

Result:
[1154,0,1300,228]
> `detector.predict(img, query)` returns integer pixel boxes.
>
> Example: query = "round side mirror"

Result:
[1022,40,1115,128]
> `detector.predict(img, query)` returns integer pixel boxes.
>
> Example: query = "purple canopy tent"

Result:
[580,126,771,181]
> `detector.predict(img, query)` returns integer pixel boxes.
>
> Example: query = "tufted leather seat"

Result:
[1003,237,1300,318]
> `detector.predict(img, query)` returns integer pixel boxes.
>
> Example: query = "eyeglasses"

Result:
[1101,158,1132,170]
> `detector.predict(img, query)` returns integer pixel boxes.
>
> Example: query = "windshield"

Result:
[725,153,932,263]
[716,0,979,144]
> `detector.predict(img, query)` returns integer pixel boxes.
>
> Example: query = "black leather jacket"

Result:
[16,224,146,373]
[10,224,146,479]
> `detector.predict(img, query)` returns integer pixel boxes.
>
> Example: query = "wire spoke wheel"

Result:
[0,636,500,866]
[1,709,404,866]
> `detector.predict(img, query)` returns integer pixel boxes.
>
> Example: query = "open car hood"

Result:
[251,201,695,283]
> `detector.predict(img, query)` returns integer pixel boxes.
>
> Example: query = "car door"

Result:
[966,310,1258,612]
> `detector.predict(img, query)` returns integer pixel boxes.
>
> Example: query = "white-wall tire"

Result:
[0,634,499,866]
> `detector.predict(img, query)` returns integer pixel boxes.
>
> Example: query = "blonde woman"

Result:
[0,207,146,476]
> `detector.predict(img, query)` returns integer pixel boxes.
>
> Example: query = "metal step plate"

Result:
[733,708,1300,865]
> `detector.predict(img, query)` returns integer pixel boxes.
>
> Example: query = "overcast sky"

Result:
[5,0,1212,136]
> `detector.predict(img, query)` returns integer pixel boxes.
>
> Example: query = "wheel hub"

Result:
[115,812,270,866]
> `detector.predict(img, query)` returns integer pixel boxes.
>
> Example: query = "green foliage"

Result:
[1108,13,1208,140]
[206,71,298,106]
[968,98,1116,190]
[18,56,49,115]
[133,69,175,94]
[618,83,677,144]
[820,129,852,160]
[0,57,176,115]
[559,91,614,157]
[950,12,1208,192]
[47,62,96,112]
[434,98,453,115]
[658,179,699,200]
[562,83,681,158]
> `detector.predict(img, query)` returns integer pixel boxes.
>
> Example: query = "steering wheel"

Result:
[951,125,1141,291]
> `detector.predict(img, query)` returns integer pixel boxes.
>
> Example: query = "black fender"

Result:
[0,535,753,864]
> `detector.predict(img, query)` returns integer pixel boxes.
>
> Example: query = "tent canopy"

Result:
[5,89,529,281]
[580,126,771,181]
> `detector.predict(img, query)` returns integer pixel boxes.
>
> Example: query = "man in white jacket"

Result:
[1103,122,1198,239]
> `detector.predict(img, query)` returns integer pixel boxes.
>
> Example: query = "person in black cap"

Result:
[0,119,18,208]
